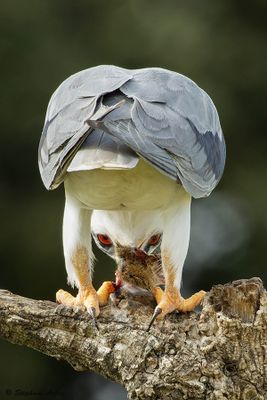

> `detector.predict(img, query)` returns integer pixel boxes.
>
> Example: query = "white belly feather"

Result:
[65,159,185,211]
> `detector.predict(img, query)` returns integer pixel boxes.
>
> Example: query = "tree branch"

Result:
[0,278,266,399]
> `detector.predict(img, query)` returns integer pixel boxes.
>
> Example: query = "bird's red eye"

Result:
[97,234,112,246]
[148,234,161,246]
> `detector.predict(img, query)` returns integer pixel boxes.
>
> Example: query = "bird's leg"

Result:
[56,190,101,324]
[148,193,205,328]
[154,251,206,315]
[56,246,98,310]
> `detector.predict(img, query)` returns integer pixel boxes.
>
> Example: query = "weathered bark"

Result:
[0,278,266,400]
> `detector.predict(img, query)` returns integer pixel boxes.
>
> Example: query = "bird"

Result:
[38,65,226,328]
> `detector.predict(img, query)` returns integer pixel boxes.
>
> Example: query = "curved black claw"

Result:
[146,306,162,332]
[88,307,99,331]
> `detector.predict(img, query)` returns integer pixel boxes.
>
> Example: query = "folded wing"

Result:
[38,65,226,198]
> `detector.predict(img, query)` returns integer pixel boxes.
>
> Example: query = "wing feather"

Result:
[38,65,226,197]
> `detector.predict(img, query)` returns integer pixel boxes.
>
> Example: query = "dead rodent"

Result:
[115,245,165,293]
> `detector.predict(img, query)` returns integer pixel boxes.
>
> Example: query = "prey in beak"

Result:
[110,245,166,330]
[115,245,164,292]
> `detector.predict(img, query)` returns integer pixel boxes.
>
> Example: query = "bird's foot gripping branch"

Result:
[0,277,266,400]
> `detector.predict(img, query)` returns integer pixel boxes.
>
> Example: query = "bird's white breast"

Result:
[64,159,185,210]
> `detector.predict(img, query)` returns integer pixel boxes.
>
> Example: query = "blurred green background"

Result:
[0,1,266,399]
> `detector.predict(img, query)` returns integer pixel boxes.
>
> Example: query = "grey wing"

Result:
[67,128,139,172]
[67,92,139,173]
[89,69,226,198]
[39,65,226,198]
[38,65,133,189]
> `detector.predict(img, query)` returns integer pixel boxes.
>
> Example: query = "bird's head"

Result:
[91,210,162,261]
[91,210,164,291]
